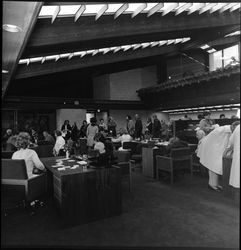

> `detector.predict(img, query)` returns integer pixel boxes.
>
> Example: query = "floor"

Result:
[1,170,239,249]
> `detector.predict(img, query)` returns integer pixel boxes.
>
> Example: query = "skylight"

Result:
[18,37,191,65]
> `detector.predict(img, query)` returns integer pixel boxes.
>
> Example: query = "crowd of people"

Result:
[2,111,239,191]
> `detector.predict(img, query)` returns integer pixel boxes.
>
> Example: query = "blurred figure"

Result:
[43,131,55,144]
[94,132,106,154]
[134,114,143,139]
[2,129,13,150]
[30,128,38,144]
[152,115,161,138]
[197,121,240,191]
[219,114,225,119]
[195,129,206,153]
[87,117,99,148]
[126,115,135,137]
[53,130,65,156]
[98,118,107,133]
[107,116,117,137]
[71,122,79,142]
[61,120,71,141]
[160,120,168,140]
[112,128,132,147]
[145,117,153,135]
[199,111,215,135]
[79,120,88,138]
[12,132,46,179]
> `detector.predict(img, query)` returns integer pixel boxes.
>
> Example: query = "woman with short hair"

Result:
[12,132,46,179]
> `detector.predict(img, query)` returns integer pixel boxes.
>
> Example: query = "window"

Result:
[209,44,240,71]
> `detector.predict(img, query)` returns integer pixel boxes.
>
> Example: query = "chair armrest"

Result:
[156,156,172,171]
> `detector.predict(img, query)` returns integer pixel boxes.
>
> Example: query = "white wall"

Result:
[56,109,86,130]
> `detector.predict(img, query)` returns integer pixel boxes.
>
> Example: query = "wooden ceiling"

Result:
[2,1,240,106]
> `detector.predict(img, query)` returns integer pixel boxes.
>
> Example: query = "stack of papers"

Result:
[77,161,87,165]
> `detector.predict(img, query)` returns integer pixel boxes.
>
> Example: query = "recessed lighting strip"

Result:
[38,3,241,20]
[19,37,190,65]
[161,103,240,113]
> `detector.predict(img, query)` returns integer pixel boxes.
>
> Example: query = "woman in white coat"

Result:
[225,124,240,188]
[197,121,240,191]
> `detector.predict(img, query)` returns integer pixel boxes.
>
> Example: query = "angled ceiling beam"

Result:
[95,4,108,21]
[175,3,192,16]
[162,3,179,16]
[51,5,60,23]
[199,3,217,14]
[114,3,128,19]
[147,3,164,17]
[15,44,180,79]
[131,3,147,18]
[188,3,205,15]
[2,1,43,99]
[74,5,86,22]
[26,11,240,54]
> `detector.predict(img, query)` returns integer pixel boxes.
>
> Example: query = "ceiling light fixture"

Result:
[2,70,9,74]
[3,24,22,33]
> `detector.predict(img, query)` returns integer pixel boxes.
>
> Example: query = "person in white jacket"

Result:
[197,121,240,191]
[224,124,240,188]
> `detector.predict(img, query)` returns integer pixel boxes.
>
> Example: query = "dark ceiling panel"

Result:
[16,24,239,79]
[2,1,43,99]
[16,43,180,79]
[24,11,239,56]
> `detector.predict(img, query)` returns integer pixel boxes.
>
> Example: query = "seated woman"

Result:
[53,130,66,156]
[112,128,132,149]
[94,133,106,154]
[12,132,46,179]
[165,132,189,156]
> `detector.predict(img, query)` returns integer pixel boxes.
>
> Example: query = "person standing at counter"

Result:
[61,120,72,141]
[134,114,143,139]
[107,116,117,137]
[86,117,99,149]
[197,121,240,191]
[126,115,135,137]
[152,115,161,138]
[199,111,215,135]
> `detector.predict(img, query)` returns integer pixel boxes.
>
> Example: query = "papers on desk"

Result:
[58,167,66,171]
[52,165,64,168]
[67,160,75,162]
[77,161,88,165]
[156,142,169,146]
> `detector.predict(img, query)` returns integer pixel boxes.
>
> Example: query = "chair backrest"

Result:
[33,145,53,158]
[88,148,100,158]
[1,159,28,180]
[147,141,156,147]
[2,151,14,159]
[170,147,191,159]
[117,162,130,176]
[122,141,132,150]
[115,150,131,163]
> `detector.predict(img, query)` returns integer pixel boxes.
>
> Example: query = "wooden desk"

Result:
[41,157,122,227]
[142,147,161,178]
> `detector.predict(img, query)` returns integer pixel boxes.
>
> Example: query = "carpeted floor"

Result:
[1,171,239,249]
